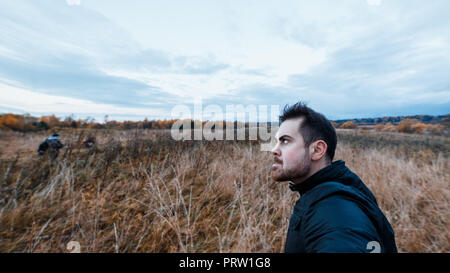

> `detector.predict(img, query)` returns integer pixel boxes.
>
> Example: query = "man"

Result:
[271,102,397,253]
[38,132,64,161]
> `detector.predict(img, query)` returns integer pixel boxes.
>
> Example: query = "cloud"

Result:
[66,0,81,6]
[0,82,169,121]
[366,0,381,6]
[175,55,229,75]
[263,0,450,118]
[286,30,450,117]
[205,0,450,120]
[0,0,192,111]
[0,0,449,120]
[0,1,231,105]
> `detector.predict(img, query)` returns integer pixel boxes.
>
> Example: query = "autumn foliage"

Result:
[340,121,357,129]
[372,119,445,135]
[1,113,448,136]
[0,113,182,132]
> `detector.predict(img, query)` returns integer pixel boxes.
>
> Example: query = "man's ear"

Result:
[310,140,327,161]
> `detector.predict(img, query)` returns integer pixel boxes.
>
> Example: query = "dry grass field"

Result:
[0,128,448,253]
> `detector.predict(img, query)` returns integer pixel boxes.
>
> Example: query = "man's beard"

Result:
[270,154,312,182]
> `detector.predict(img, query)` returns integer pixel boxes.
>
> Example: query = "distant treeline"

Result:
[332,114,450,135]
[0,113,449,135]
[334,114,450,126]
[0,113,268,132]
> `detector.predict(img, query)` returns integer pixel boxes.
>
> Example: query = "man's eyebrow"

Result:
[278,135,293,141]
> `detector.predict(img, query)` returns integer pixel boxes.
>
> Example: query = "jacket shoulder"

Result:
[301,181,357,206]
[301,192,381,253]
[304,192,378,233]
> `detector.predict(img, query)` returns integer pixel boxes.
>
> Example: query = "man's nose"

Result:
[271,143,280,156]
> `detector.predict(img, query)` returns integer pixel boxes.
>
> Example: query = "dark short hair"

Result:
[279,102,337,162]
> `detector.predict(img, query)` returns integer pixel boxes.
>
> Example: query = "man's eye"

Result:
[282,139,288,144]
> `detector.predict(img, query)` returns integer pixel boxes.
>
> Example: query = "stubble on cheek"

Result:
[270,164,286,181]
[271,159,295,182]
[270,153,311,182]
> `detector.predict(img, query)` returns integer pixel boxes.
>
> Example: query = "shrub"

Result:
[398,119,419,133]
[381,122,397,132]
[411,123,427,134]
[340,121,357,129]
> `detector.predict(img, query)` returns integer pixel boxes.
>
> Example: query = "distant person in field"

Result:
[270,102,397,253]
[38,132,64,161]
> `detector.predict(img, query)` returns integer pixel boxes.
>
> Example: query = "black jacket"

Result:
[38,137,64,154]
[285,160,397,253]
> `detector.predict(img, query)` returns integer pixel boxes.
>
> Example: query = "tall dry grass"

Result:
[0,128,448,252]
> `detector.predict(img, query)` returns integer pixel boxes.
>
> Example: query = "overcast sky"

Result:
[0,0,449,121]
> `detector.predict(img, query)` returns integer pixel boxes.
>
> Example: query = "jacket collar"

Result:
[289,160,348,195]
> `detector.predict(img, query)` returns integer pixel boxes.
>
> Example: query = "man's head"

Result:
[270,102,337,183]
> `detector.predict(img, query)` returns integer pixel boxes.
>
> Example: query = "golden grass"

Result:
[0,128,448,252]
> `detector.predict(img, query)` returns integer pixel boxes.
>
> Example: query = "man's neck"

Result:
[291,159,331,185]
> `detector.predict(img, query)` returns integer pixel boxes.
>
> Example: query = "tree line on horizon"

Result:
[0,113,449,136]
[0,113,261,132]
